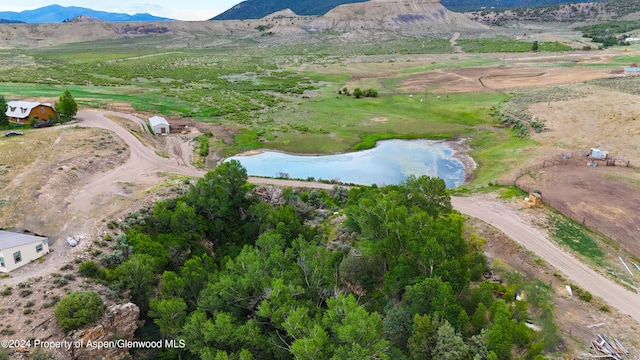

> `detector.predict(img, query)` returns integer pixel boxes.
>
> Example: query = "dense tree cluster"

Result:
[91,161,558,359]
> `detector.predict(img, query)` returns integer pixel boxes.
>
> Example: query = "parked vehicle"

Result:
[4,131,24,137]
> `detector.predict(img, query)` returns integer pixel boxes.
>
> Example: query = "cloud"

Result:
[166,9,219,21]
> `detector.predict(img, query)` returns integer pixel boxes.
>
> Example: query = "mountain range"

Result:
[0,0,609,24]
[213,0,606,20]
[0,4,172,23]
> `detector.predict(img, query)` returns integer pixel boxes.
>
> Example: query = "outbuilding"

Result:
[149,116,170,135]
[0,230,49,273]
[5,101,56,124]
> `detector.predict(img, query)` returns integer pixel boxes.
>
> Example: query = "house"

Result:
[5,101,56,124]
[0,230,49,273]
[149,116,170,134]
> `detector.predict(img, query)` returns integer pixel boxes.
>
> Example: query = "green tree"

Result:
[485,300,514,360]
[432,321,469,360]
[54,291,104,331]
[116,254,158,312]
[407,313,436,359]
[353,88,363,98]
[0,96,8,127]
[323,294,391,359]
[55,89,78,122]
[148,297,187,339]
[364,88,378,97]
[531,41,539,52]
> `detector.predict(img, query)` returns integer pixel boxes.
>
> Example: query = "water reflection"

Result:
[227,139,466,188]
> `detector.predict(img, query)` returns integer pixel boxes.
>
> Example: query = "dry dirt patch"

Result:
[530,85,640,161]
[517,161,640,259]
[399,66,617,94]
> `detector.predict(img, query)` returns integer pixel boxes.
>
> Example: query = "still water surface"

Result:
[227,139,466,188]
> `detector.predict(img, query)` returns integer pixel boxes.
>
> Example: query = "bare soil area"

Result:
[399,62,618,94]
[517,160,640,259]
[529,85,640,162]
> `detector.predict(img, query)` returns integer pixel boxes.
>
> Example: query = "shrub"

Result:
[29,348,56,360]
[43,295,61,308]
[54,291,104,331]
[364,88,378,97]
[79,261,105,279]
[579,291,592,302]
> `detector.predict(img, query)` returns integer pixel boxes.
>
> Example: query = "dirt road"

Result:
[452,194,640,325]
[10,109,638,329]
[70,110,205,231]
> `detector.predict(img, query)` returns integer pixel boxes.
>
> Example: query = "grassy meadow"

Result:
[0,32,607,186]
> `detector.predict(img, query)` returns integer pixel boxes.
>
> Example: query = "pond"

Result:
[227,139,468,188]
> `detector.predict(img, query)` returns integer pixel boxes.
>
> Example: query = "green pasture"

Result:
[0,34,564,187]
[457,38,573,53]
[255,91,506,153]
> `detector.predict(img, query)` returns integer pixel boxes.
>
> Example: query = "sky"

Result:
[2,1,243,21]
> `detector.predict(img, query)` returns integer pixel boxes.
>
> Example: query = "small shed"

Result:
[589,148,609,160]
[0,230,49,273]
[149,116,170,135]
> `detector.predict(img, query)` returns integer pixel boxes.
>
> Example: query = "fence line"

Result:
[496,149,639,243]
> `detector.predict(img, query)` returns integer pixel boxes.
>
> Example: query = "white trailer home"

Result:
[0,230,49,273]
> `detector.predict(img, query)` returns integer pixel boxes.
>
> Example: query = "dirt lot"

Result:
[517,160,640,259]
[399,64,619,94]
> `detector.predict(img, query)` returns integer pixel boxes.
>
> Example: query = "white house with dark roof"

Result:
[149,116,170,134]
[5,101,56,123]
[0,230,49,273]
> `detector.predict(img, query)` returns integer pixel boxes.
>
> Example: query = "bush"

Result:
[364,88,378,97]
[54,291,104,331]
[79,261,105,279]
[579,291,592,302]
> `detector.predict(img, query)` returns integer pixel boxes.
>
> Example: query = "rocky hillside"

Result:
[468,0,640,25]
[213,0,604,20]
[306,0,486,32]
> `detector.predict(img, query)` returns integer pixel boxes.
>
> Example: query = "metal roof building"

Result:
[0,230,49,273]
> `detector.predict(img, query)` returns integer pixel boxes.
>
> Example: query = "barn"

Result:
[5,101,56,124]
[149,116,170,134]
[0,230,49,273]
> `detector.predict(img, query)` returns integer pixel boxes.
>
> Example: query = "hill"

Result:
[213,0,606,20]
[0,4,173,24]
[307,0,486,31]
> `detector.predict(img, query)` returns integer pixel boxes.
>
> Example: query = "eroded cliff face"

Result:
[67,303,140,360]
[308,0,486,31]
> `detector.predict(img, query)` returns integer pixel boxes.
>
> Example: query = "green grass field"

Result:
[0,33,607,187]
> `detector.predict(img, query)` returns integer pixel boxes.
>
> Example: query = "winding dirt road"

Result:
[452,194,640,325]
